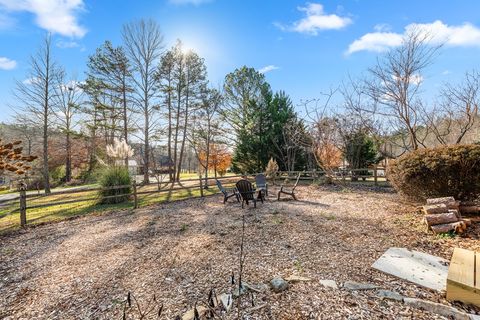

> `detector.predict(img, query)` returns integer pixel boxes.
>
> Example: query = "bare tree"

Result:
[363,29,442,151]
[13,34,61,193]
[425,70,480,145]
[122,19,164,184]
[188,88,224,186]
[53,71,83,182]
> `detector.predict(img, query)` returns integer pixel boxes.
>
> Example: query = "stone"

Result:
[218,293,233,312]
[285,275,312,283]
[404,298,471,320]
[270,277,289,293]
[372,247,448,291]
[319,279,338,289]
[343,281,378,290]
[181,305,208,320]
[376,289,404,302]
[243,282,269,293]
[232,284,248,298]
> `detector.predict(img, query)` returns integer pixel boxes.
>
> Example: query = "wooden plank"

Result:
[446,248,480,307]
[476,252,479,290]
[448,248,475,288]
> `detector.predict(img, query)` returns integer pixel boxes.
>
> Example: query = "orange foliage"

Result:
[0,139,37,176]
[199,144,232,176]
[315,142,342,171]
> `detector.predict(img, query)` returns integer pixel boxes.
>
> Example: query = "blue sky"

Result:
[0,0,480,119]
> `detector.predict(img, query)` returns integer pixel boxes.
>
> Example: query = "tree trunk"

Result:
[65,130,72,182]
[143,107,149,184]
[424,212,458,227]
[176,76,190,182]
[422,203,448,215]
[426,196,456,205]
[123,74,129,168]
[431,221,466,234]
[459,206,479,214]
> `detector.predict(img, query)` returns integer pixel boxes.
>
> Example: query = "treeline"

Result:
[4,24,480,193]
[4,19,313,193]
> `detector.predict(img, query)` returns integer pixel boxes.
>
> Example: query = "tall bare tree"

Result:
[53,71,83,182]
[122,19,164,183]
[13,34,61,193]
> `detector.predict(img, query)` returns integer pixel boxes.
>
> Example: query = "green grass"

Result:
[0,183,229,233]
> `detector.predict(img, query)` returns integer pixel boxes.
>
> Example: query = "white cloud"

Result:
[258,65,279,74]
[0,0,86,38]
[0,56,16,70]
[56,39,80,48]
[347,32,403,54]
[22,77,40,84]
[442,70,451,75]
[0,11,14,29]
[347,20,480,55]
[277,2,352,35]
[168,0,212,5]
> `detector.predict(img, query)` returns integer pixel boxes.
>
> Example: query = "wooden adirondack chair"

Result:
[216,179,239,204]
[277,173,301,201]
[236,179,264,208]
[255,173,268,196]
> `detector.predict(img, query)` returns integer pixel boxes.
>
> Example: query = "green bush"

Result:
[50,165,66,183]
[98,166,132,204]
[388,144,480,201]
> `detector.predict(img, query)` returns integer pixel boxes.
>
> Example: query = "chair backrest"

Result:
[255,174,267,187]
[292,173,301,191]
[216,179,227,195]
[236,179,255,200]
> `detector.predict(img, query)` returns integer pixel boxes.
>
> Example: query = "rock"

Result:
[376,289,404,302]
[232,283,248,297]
[218,293,233,312]
[343,281,378,290]
[270,277,289,293]
[181,305,208,320]
[285,275,312,283]
[319,279,338,289]
[243,282,269,293]
[403,297,471,320]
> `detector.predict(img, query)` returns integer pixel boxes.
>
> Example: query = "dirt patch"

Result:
[0,185,479,319]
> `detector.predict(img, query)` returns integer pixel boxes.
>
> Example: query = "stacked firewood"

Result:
[422,197,473,234]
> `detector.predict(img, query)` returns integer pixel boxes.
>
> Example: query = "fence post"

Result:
[132,180,138,209]
[19,183,27,227]
[374,165,378,186]
[198,174,204,197]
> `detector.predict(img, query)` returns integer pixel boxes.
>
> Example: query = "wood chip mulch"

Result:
[0,185,479,319]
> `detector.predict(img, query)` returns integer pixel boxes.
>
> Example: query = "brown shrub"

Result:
[388,144,480,201]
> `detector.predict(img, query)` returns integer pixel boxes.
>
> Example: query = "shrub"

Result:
[99,166,132,204]
[388,144,480,201]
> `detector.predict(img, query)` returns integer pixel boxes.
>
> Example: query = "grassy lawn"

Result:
[0,183,233,233]
[0,175,388,233]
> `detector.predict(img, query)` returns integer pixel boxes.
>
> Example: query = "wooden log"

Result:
[462,218,472,227]
[459,206,480,214]
[448,209,462,220]
[426,196,455,205]
[424,212,458,227]
[449,201,461,210]
[422,203,448,215]
[431,221,466,234]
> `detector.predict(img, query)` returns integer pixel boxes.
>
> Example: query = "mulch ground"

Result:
[1,185,479,319]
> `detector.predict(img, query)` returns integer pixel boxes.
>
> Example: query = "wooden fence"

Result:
[0,167,388,228]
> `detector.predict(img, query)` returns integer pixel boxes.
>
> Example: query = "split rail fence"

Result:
[0,167,388,228]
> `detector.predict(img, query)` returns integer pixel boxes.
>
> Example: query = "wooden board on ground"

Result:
[372,247,449,291]
[446,248,480,307]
